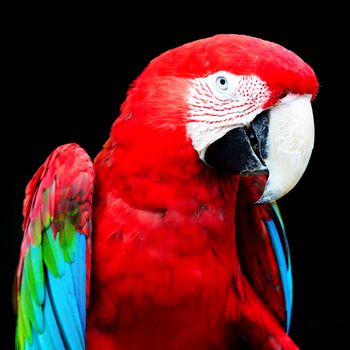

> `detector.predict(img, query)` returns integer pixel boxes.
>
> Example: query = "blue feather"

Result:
[47,246,85,350]
[70,232,87,332]
[265,216,293,333]
[34,288,65,350]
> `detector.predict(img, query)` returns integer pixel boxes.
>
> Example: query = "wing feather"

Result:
[15,143,94,349]
[236,176,293,332]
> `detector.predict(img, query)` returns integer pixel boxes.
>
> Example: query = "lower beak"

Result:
[204,94,314,203]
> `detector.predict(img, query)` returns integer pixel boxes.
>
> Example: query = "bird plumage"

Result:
[15,34,318,349]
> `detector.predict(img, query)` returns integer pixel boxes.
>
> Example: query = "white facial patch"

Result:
[186,71,270,160]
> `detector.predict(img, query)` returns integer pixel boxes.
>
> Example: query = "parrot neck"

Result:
[94,135,240,241]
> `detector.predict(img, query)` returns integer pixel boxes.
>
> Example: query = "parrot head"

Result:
[112,34,318,203]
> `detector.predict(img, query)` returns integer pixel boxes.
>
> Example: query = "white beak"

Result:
[258,94,315,203]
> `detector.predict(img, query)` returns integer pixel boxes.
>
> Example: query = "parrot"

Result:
[15,34,318,350]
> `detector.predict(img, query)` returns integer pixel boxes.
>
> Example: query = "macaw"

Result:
[15,34,318,350]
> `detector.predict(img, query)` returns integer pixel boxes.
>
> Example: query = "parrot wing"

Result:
[15,143,94,350]
[236,176,293,332]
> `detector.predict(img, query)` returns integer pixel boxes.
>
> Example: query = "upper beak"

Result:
[204,94,315,203]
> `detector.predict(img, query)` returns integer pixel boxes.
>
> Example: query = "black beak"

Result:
[204,110,270,175]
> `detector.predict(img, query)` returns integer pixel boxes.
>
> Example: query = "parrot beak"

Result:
[204,94,314,203]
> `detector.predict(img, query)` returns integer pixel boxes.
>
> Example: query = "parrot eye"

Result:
[216,76,228,90]
[278,90,288,99]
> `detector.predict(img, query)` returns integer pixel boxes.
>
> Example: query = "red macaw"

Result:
[15,34,318,350]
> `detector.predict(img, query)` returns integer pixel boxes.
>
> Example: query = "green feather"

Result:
[67,206,80,224]
[60,217,77,262]
[31,216,42,246]
[67,229,77,261]
[18,288,33,346]
[15,323,24,350]
[42,226,65,277]
[16,307,25,350]
[21,263,35,326]
[21,272,44,334]
[42,188,51,228]
[26,245,45,306]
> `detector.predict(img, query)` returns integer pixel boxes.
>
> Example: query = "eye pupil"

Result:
[216,76,228,90]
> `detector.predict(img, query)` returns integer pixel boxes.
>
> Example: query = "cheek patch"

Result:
[186,72,270,159]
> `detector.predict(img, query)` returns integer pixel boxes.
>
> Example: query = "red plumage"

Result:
[135,34,318,106]
[85,35,317,349]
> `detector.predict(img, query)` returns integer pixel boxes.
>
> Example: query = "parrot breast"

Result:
[87,143,241,349]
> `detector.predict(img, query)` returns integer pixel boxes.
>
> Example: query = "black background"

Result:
[1,5,348,349]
